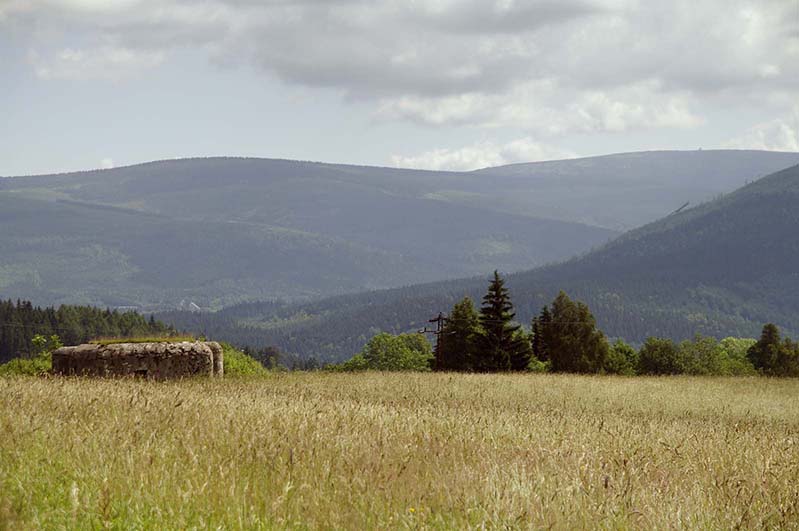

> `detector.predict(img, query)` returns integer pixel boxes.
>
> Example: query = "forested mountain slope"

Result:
[0,158,619,309]
[160,163,799,362]
[2,151,797,310]
[475,149,799,229]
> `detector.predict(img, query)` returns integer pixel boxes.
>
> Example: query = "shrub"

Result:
[332,332,433,372]
[638,337,686,375]
[527,356,551,373]
[0,353,52,376]
[0,334,61,376]
[679,335,726,375]
[604,339,638,375]
[718,337,757,376]
[221,343,269,376]
[333,354,370,372]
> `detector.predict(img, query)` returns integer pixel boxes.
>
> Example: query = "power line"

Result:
[442,317,604,325]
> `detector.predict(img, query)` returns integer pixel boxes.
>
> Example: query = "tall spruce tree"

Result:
[438,297,481,371]
[545,291,609,373]
[747,323,799,376]
[747,323,781,374]
[531,305,552,361]
[476,271,532,372]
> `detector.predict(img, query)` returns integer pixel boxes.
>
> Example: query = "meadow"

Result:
[1,373,798,529]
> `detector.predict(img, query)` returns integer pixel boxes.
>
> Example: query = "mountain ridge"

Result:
[3,150,798,313]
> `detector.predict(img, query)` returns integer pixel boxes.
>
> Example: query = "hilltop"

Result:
[2,150,798,310]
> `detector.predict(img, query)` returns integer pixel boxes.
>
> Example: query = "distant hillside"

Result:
[475,150,799,229]
[2,150,797,310]
[0,159,615,309]
[161,163,799,362]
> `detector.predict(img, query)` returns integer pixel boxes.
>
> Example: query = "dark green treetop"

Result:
[476,271,532,372]
[747,324,799,376]
[542,291,609,373]
[438,297,482,371]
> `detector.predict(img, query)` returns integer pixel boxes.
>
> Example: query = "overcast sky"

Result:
[1,0,797,175]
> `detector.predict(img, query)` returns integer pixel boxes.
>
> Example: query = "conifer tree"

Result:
[438,297,481,371]
[0,299,173,363]
[476,271,531,372]
[747,323,781,374]
[747,323,799,376]
[532,305,552,361]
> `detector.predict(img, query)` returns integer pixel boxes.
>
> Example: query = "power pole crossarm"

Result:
[421,312,447,371]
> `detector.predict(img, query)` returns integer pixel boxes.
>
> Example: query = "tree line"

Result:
[0,299,173,363]
[334,271,799,377]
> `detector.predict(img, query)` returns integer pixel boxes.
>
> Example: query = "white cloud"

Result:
[391,138,577,171]
[28,46,165,81]
[724,109,799,152]
[377,80,703,134]
[2,0,797,135]
[100,157,115,169]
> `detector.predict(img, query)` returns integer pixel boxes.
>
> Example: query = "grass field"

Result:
[1,373,798,529]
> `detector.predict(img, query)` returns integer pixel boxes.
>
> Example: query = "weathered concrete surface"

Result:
[208,341,224,377]
[52,341,224,379]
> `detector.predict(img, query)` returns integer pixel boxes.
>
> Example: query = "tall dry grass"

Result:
[1,373,798,529]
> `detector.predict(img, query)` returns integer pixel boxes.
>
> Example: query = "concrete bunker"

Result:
[52,341,224,379]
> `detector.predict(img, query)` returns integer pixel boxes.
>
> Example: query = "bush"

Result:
[0,353,52,376]
[221,343,269,376]
[0,334,61,376]
[718,337,757,376]
[332,354,370,372]
[638,337,686,375]
[331,332,433,372]
[527,356,551,373]
[604,339,638,375]
[679,335,726,375]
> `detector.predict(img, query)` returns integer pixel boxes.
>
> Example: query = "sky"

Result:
[1,0,798,176]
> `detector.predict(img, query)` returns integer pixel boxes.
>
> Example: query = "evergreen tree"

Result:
[438,297,481,371]
[509,330,534,372]
[747,324,799,376]
[775,339,799,377]
[0,299,174,363]
[476,271,531,372]
[545,291,609,373]
[747,323,781,374]
[532,305,552,361]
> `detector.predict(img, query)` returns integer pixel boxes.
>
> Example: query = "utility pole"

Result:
[419,312,447,370]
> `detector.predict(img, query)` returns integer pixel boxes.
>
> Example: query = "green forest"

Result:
[0,299,172,363]
[156,163,799,363]
[328,271,799,377]
[6,280,799,378]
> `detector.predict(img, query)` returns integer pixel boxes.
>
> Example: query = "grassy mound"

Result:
[89,335,195,345]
